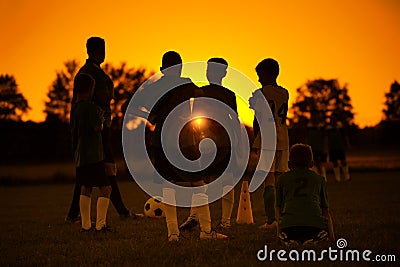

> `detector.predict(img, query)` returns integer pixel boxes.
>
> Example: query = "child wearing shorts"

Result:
[71,73,112,232]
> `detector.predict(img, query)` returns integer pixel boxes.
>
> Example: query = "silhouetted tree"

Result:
[44,60,152,126]
[0,74,30,121]
[290,79,355,127]
[44,60,79,123]
[375,80,400,147]
[383,80,400,121]
[103,62,152,127]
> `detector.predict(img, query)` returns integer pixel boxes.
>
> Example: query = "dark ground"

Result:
[0,170,399,266]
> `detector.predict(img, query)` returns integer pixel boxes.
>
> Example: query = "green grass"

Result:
[0,171,399,266]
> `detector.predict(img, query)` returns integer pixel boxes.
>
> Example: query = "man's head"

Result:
[74,73,95,100]
[289,143,314,170]
[255,58,279,86]
[206,57,228,85]
[86,37,105,64]
[160,51,182,76]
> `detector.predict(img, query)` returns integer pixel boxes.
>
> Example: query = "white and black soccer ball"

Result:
[144,196,165,218]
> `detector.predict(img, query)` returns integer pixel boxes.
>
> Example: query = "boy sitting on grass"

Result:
[276,143,335,246]
[71,73,112,232]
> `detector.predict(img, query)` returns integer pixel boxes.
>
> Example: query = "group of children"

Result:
[306,110,350,183]
[71,36,346,246]
[143,53,237,241]
[248,59,335,246]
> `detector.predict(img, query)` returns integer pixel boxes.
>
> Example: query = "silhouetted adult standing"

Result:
[66,37,135,222]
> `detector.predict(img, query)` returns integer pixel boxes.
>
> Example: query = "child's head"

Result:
[74,73,95,101]
[289,143,314,169]
[206,57,228,84]
[255,58,279,86]
[160,50,182,76]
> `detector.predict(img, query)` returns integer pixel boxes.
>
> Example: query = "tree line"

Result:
[1,61,399,163]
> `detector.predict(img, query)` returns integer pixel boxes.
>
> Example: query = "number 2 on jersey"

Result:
[293,177,308,197]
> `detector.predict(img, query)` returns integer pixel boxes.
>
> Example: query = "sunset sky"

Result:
[0,0,399,127]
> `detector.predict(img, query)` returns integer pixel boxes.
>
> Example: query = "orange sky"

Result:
[1,0,399,127]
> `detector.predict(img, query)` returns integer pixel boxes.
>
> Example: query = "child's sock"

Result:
[221,185,234,225]
[193,193,211,233]
[263,185,276,224]
[80,195,91,230]
[163,188,179,237]
[96,197,110,230]
[321,165,327,181]
[342,165,350,180]
[188,206,197,220]
[333,167,341,182]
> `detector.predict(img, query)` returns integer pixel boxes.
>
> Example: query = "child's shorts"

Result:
[152,145,231,183]
[312,149,328,163]
[329,149,346,163]
[256,149,289,173]
[76,161,110,187]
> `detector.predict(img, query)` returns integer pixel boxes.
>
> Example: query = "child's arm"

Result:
[91,106,104,132]
[322,208,335,241]
[276,207,281,237]
[248,91,260,139]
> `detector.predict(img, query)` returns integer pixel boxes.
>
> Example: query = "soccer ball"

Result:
[144,196,165,218]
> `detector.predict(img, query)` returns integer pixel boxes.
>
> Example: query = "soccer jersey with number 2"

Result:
[276,169,329,229]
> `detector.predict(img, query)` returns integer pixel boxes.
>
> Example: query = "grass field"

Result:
[0,171,399,266]
[1,148,400,185]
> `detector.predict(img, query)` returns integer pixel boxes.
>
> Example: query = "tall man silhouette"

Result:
[66,37,136,222]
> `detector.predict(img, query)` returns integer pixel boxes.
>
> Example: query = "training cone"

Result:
[236,181,254,224]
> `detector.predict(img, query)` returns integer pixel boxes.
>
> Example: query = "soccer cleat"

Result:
[95,225,113,233]
[168,233,179,242]
[303,230,328,245]
[200,230,228,240]
[179,217,198,231]
[216,221,231,229]
[65,215,81,224]
[278,232,300,247]
[259,220,277,230]
[80,227,92,233]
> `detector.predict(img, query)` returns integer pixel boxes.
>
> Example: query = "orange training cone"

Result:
[236,181,254,224]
